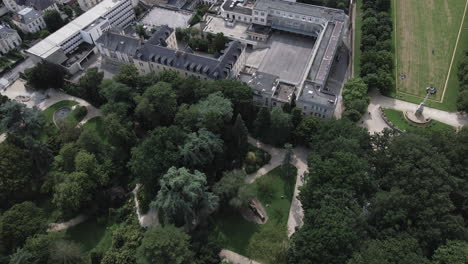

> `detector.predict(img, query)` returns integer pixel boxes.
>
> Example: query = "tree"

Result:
[0,101,44,137]
[75,67,104,106]
[0,202,46,253]
[457,90,468,113]
[294,115,320,145]
[135,225,193,264]
[152,167,219,229]
[129,126,186,190]
[52,171,96,215]
[213,170,248,205]
[100,80,133,104]
[43,10,66,33]
[114,64,140,89]
[432,240,468,264]
[135,25,147,39]
[253,107,271,140]
[342,78,369,111]
[134,82,177,127]
[288,198,364,264]
[194,92,233,133]
[23,61,65,90]
[213,33,228,53]
[230,114,249,161]
[23,232,64,264]
[8,248,33,264]
[48,240,84,264]
[247,224,288,264]
[348,235,430,264]
[180,128,223,170]
[268,108,293,146]
[343,109,363,122]
[283,143,293,168]
[291,107,303,128]
[0,142,34,207]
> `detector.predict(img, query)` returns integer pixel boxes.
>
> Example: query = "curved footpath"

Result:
[362,90,468,134]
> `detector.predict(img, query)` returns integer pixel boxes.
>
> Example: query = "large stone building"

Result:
[3,0,58,13]
[26,0,135,73]
[219,0,348,118]
[0,24,21,55]
[95,25,246,80]
[12,7,46,33]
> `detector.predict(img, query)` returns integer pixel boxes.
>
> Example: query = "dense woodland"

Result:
[457,52,468,112]
[1,62,468,263]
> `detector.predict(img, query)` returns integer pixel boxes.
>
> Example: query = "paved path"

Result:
[362,90,468,133]
[219,249,262,264]
[47,214,88,232]
[246,137,308,237]
[1,79,101,125]
[132,184,160,228]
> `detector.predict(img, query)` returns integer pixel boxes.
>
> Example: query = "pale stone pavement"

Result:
[132,184,160,228]
[47,214,88,232]
[361,90,468,134]
[219,249,262,264]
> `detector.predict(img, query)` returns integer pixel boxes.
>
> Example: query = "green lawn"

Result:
[393,0,468,111]
[39,100,79,141]
[353,0,362,77]
[82,116,107,141]
[42,100,79,123]
[64,218,114,254]
[383,108,454,132]
[211,165,297,259]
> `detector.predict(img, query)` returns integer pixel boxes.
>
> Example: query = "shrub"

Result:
[75,106,88,120]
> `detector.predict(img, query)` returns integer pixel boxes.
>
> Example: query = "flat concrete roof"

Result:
[255,0,346,21]
[315,21,343,84]
[27,0,127,58]
[223,0,252,16]
[141,7,192,29]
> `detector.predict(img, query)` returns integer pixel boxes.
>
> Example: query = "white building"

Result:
[12,7,46,33]
[0,24,21,55]
[26,0,135,73]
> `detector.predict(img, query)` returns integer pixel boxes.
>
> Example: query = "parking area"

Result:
[141,7,192,29]
[247,32,316,85]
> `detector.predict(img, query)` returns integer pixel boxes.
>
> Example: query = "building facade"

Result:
[0,24,21,55]
[27,0,135,74]
[220,0,348,118]
[12,7,46,33]
[133,34,246,80]
[3,0,59,13]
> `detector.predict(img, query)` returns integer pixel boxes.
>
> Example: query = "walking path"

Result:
[246,137,308,236]
[47,214,88,232]
[1,79,101,125]
[219,249,262,264]
[362,90,468,134]
[132,184,160,228]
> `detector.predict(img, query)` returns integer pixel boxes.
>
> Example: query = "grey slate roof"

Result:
[16,0,54,11]
[14,8,42,25]
[146,25,173,46]
[96,31,140,56]
[135,40,244,80]
[0,25,18,39]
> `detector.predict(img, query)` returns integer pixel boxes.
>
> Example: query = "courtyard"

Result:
[246,32,316,85]
[141,7,192,29]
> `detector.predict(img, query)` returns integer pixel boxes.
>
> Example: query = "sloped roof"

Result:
[16,0,54,11]
[146,25,173,46]
[0,25,18,39]
[96,31,140,56]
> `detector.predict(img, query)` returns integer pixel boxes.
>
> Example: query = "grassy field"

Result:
[353,0,363,77]
[42,100,79,123]
[383,108,454,132]
[393,0,468,111]
[211,165,297,260]
[64,218,114,254]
